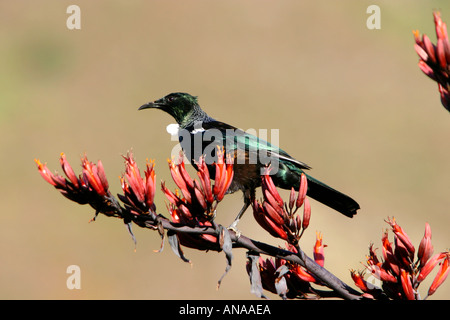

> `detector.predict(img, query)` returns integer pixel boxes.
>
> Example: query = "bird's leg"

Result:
[228,189,255,235]
[228,200,250,232]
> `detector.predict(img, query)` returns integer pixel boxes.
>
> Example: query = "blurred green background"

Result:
[1,0,449,300]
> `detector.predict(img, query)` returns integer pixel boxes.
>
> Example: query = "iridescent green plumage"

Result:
[139,92,360,223]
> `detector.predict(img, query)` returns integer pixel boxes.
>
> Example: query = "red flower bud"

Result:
[418,222,434,267]
[413,11,450,112]
[59,153,79,188]
[288,187,296,211]
[262,168,284,208]
[296,173,307,209]
[423,34,436,63]
[434,11,449,42]
[418,60,437,81]
[168,158,191,204]
[262,201,286,226]
[302,197,311,230]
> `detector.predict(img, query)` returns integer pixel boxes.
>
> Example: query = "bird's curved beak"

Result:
[138,102,159,110]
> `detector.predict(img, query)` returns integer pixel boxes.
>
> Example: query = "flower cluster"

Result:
[250,233,326,299]
[35,149,235,252]
[413,11,450,111]
[162,149,234,250]
[351,218,450,299]
[35,153,119,217]
[36,152,449,300]
[118,151,156,216]
[252,170,311,245]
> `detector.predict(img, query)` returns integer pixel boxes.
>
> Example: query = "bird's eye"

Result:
[167,96,175,102]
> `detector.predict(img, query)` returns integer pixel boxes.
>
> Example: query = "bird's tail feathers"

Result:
[303,174,360,218]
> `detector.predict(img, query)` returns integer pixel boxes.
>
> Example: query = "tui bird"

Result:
[139,92,360,227]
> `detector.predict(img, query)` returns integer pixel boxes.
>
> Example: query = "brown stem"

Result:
[130,212,361,300]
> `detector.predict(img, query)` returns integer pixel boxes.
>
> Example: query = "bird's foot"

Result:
[228,219,241,239]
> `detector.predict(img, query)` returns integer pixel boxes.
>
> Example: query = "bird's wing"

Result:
[201,120,311,170]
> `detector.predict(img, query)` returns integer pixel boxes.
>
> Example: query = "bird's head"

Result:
[139,92,200,125]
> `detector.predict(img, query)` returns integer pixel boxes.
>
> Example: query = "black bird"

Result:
[139,92,360,227]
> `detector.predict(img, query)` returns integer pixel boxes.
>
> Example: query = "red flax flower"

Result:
[350,270,381,299]
[427,255,449,298]
[252,233,327,299]
[252,169,311,245]
[118,151,156,216]
[413,11,450,111]
[418,222,433,267]
[286,236,327,285]
[81,155,109,197]
[35,153,119,217]
[352,218,450,299]
[161,150,234,250]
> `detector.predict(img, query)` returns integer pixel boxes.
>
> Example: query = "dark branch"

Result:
[127,208,361,300]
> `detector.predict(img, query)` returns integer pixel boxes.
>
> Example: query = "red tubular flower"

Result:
[255,242,329,299]
[168,154,193,204]
[285,244,317,283]
[351,270,371,292]
[119,152,157,215]
[252,200,288,240]
[291,263,316,283]
[313,232,326,267]
[263,201,286,226]
[354,218,449,300]
[81,156,109,197]
[36,153,124,219]
[165,150,233,220]
[59,153,80,188]
[161,151,235,251]
[400,269,415,300]
[365,244,397,284]
[123,152,146,204]
[386,217,415,261]
[161,182,181,207]
[376,267,397,283]
[168,205,217,248]
[195,156,214,204]
[261,167,284,209]
[193,182,207,210]
[413,11,450,112]
[252,172,311,244]
[36,153,110,201]
[212,148,234,202]
[349,269,385,299]
[367,244,381,266]
[381,231,400,277]
[35,159,65,188]
[428,255,450,297]
[144,159,156,209]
